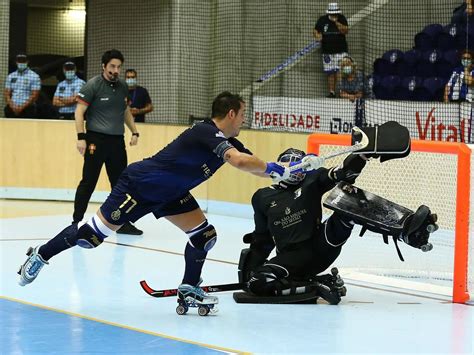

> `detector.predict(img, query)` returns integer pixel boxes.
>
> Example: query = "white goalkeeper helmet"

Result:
[277,148,307,185]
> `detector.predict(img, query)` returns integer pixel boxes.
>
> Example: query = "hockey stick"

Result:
[289,126,369,173]
[140,280,244,298]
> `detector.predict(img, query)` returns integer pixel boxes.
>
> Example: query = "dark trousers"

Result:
[73,131,127,223]
[4,105,36,118]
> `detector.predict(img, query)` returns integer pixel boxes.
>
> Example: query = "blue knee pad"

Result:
[76,223,105,249]
[188,222,217,252]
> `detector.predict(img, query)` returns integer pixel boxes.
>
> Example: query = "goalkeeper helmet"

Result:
[277,148,306,185]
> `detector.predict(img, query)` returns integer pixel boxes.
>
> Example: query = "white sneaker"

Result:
[18,246,48,286]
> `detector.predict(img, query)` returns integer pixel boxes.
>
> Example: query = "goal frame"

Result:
[307,133,472,304]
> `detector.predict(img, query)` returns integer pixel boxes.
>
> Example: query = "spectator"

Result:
[52,62,85,120]
[451,0,474,26]
[336,56,364,101]
[313,2,349,98]
[74,49,142,235]
[125,69,153,123]
[444,49,474,102]
[3,54,41,118]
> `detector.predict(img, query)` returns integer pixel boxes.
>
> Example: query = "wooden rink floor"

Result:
[0,199,472,355]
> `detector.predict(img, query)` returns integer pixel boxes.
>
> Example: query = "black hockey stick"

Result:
[140,280,245,298]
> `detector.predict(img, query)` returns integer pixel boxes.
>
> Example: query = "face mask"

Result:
[17,63,27,71]
[65,71,75,80]
[342,66,352,75]
[462,59,472,67]
[126,78,137,87]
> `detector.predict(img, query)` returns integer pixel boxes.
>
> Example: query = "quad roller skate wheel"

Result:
[176,304,188,315]
[426,224,438,233]
[198,306,210,316]
[421,243,433,252]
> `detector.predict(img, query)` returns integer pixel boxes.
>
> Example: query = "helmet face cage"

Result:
[277,148,306,184]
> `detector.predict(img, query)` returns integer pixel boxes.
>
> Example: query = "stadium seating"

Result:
[422,77,445,101]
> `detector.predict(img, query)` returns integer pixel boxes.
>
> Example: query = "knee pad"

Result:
[76,223,104,249]
[187,221,217,252]
[75,215,112,249]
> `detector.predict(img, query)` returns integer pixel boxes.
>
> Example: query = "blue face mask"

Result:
[65,71,75,80]
[17,63,27,71]
[126,78,137,87]
[461,58,472,67]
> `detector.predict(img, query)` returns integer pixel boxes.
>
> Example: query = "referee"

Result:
[74,49,142,235]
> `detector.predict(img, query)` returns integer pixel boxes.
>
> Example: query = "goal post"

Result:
[307,133,473,304]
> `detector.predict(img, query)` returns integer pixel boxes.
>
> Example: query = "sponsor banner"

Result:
[251,96,473,143]
[251,96,355,133]
[365,101,473,143]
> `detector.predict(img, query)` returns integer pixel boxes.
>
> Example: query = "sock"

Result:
[38,223,79,261]
[182,242,207,286]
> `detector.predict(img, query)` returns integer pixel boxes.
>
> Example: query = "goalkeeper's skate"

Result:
[177,279,218,316]
[313,267,347,305]
[18,246,48,286]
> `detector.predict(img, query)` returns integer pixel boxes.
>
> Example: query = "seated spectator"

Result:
[444,49,474,102]
[336,56,364,101]
[52,61,85,120]
[3,54,41,118]
[125,69,153,123]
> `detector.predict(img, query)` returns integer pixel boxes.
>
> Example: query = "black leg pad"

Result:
[233,291,319,304]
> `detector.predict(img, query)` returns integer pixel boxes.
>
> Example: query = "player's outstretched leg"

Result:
[400,205,437,252]
[18,246,49,286]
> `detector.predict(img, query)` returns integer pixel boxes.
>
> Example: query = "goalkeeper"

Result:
[237,146,437,305]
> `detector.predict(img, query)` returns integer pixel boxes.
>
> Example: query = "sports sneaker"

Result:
[116,222,143,235]
[178,282,219,305]
[18,246,49,286]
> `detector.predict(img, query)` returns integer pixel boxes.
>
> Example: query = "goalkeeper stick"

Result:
[290,127,369,173]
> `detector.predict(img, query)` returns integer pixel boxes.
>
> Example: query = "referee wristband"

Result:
[77,133,87,140]
[132,132,140,137]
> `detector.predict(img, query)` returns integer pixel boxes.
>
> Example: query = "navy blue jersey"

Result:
[126,119,252,201]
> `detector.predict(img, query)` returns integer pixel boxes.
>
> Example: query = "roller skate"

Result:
[176,279,218,316]
[18,246,48,286]
[400,205,437,252]
[313,267,346,305]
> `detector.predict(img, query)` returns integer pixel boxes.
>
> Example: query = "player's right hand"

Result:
[77,140,86,156]
[265,162,290,182]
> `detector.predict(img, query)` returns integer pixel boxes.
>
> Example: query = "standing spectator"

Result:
[3,54,41,118]
[313,3,349,98]
[52,62,85,120]
[125,69,153,123]
[444,49,474,102]
[336,56,364,101]
[74,49,143,235]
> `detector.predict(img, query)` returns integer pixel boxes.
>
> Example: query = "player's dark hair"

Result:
[125,69,137,76]
[211,91,245,119]
[101,49,124,66]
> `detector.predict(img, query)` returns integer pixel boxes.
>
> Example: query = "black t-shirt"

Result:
[315,14,348,54]
[251,169,336,252]
[129,86,152,123]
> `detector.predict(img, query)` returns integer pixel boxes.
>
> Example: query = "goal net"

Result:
[308,133,473,304]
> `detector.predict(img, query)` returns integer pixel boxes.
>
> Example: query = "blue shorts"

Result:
[100,173,200,226]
